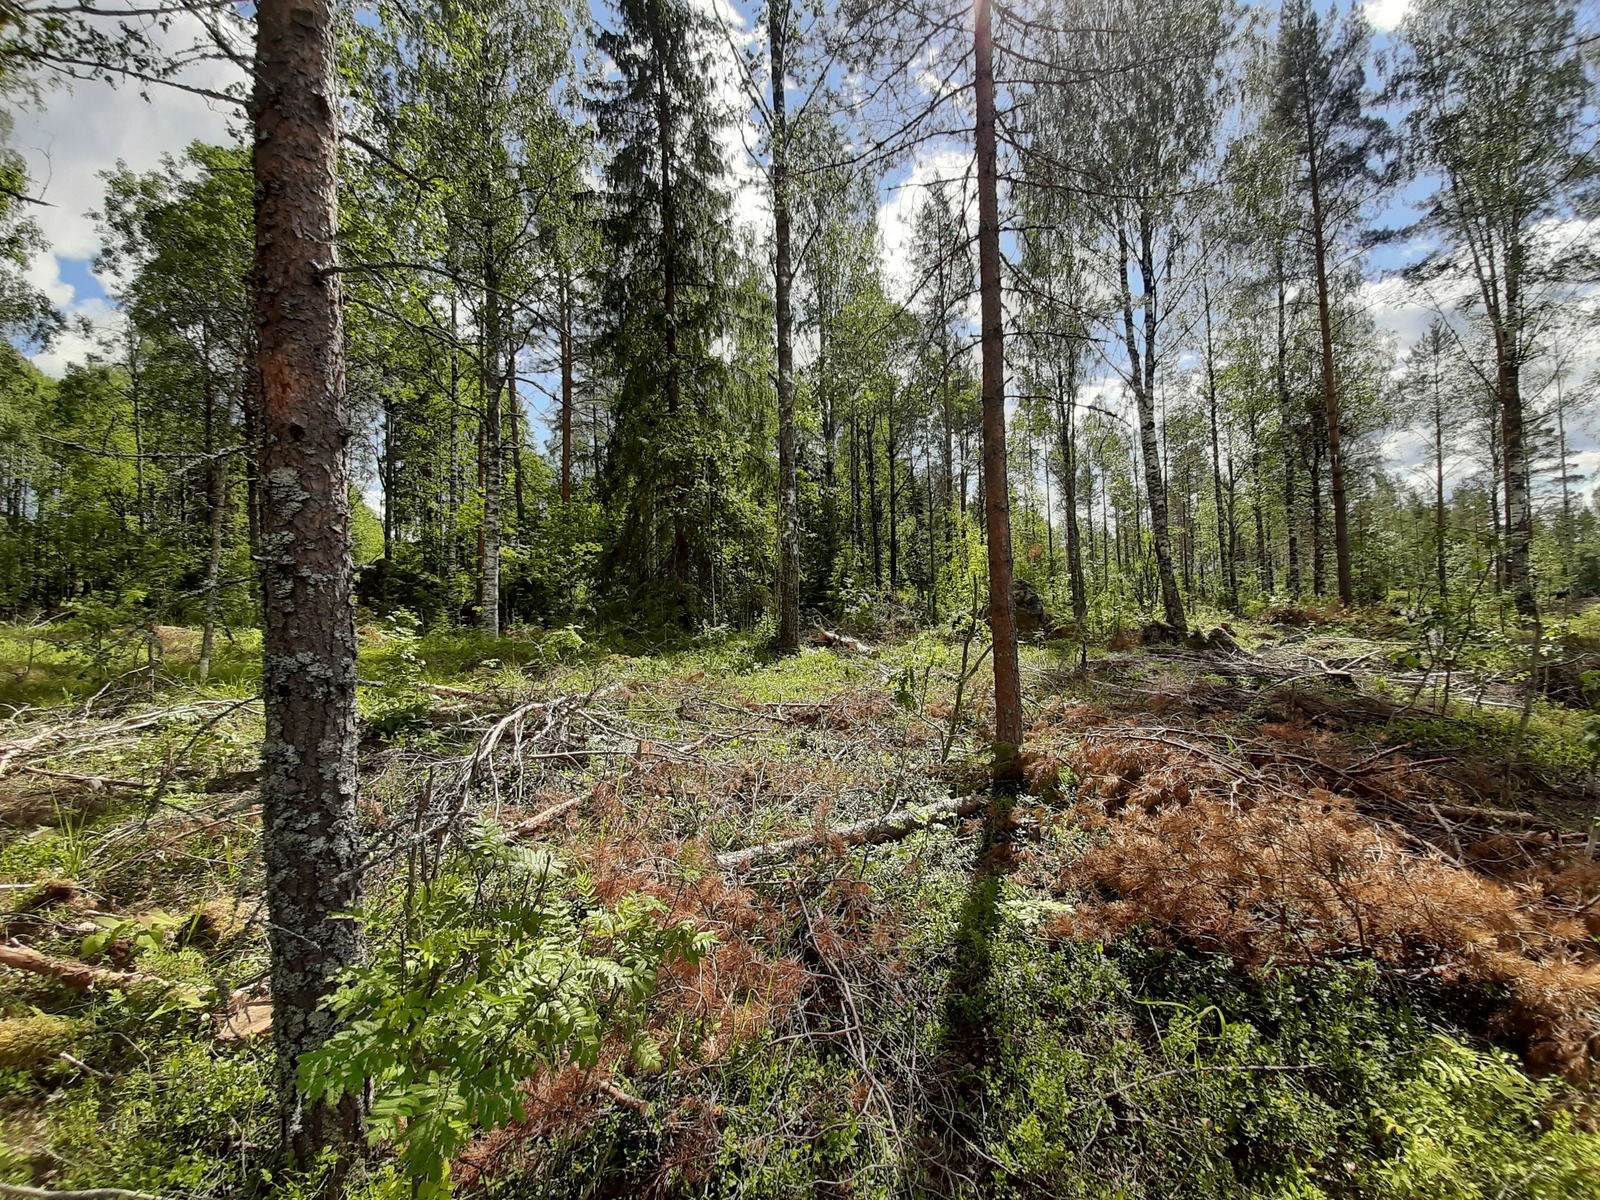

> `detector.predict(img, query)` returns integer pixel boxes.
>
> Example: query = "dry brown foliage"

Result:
[1038,727,1600,1076]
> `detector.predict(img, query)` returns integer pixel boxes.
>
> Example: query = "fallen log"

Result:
[807,627,875,656]
[0,943,166,991]
[1428,803,1551,829]
[505,796,583,840]
[716,793,986,874]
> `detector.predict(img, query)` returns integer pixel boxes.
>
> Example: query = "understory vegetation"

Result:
[3,607,1599,1197]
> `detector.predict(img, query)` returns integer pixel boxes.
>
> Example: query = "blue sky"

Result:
[12,0,1598,502]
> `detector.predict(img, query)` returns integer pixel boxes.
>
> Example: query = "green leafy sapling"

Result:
[298,831,712,1196]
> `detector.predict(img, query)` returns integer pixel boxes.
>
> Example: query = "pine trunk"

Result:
[974,0,1023,779]
[250,0,365,1164]
[1305,110,1354,606]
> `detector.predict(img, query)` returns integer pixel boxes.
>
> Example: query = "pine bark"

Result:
[250,0,365,1164]
[974,0,1023,778]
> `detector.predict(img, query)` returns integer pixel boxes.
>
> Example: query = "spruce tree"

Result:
[590,0,733,623]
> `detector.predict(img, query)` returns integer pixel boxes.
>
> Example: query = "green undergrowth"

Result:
[3,621,1599,1198]
[468,830,1600,1200]
[1382,704,1593,775]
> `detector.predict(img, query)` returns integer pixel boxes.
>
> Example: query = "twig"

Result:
[595,1078,651,1116]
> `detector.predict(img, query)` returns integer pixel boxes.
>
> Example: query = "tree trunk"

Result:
[446,292,461,597]
[250,0,365,1165]
[655,53,689,592]
[197,455,227,681]
[1120,219,1185,632]
[866,411,882,589]
[198,356,225,681]
[1495,312,1534,616]
[772,1,800,652]
[1433,369,1448,604]
[559,272,574,505]
[1305,108,1354,605]
[508,355,526,533]
[974,0,1023,779]
[1055,370,1087,625]
[1203,279,1236,612]
[479,288,502,637]
[1276,257,1300,599]
[1310,430,1326,597]
[887,410,900,594]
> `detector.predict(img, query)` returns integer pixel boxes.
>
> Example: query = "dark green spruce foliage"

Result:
[589,0,742,625]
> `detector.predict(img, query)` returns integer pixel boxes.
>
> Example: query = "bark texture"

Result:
[251,0,365,1163]
[974,0,1023,779]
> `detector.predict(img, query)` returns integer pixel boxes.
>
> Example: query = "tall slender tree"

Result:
[1391,0,1596,616]
[591,0,733,623]
[1273,0,1386,606]
[973,0,1023,778]
[251,0,365,1165]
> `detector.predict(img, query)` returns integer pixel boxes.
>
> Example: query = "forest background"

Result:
[2,0,1600,1195]
[2,0,1595,648]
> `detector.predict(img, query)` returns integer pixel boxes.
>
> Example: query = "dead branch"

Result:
[16,765,146,791]
[716,793,986,874]
[595,1077,652,1116]
[415,681,499,702]
[1428,803,1550,829]
[505,796,583,840]
[0,1183,173,1200]
[0,942,168,991]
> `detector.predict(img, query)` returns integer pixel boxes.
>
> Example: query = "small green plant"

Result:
[299,830,713,1196]
[81,910,183,959]
[363,610,434,741]
[538,624,586,664]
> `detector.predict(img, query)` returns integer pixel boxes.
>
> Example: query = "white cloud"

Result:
[1363,0,1411,33]
[9,13,243,377]
[877,146,972,303]
[23,251,75,310]
[32,297,121,379]
[1362,274,1440,347]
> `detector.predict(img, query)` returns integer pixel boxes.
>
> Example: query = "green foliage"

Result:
[1,1041,271,1196]
[1358,1036,1600,1199]
[299,831,713,1196]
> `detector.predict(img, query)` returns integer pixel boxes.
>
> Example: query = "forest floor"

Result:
[2,609,1600,1198]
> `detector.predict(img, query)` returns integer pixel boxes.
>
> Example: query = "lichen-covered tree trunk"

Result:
[250,0,365,1165]
[974,0,1023,780]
